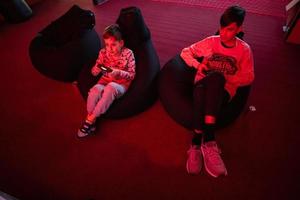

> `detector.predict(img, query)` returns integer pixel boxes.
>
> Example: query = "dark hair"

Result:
[220,6,246,27]
[103,24,123,41]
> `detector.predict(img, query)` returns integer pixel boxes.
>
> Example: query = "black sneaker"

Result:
[77,121,96,138]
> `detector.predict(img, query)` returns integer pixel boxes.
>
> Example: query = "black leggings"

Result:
[193,72,230,131]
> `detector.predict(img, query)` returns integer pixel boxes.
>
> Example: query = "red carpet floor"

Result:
[0,0,300,199]
[152,0,291,17]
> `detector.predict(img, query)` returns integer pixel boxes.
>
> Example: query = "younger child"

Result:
[181,6,254,177]
[78,24,136,138]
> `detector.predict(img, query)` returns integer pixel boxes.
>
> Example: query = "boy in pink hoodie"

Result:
[181,6,254,177]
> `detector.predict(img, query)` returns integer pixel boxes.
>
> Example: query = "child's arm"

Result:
[228,47,255,87]
[110,50,136,80]
[180,37,211,71]
[91,50,105,76]
[91,65,101,76]
[225,47,254,98]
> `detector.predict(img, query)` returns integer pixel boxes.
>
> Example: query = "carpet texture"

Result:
[0,0,300,199]
[152,0,291,17]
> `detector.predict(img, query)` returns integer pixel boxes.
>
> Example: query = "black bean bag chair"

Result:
[158,54,251,129]
[29,5,101,82]
[0,0,32,23]
[77,6,161,119]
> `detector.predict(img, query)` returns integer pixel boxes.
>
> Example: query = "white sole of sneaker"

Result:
[201,148,228,178]
[186,161,201,175]
[77,127,96,138]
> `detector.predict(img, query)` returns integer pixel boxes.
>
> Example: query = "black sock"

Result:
[192,132,202,146]
[203,124,215,143]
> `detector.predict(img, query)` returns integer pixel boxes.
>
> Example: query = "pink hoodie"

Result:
[180,35,254,98]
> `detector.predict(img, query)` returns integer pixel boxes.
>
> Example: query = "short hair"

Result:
[103,24,123,41]
[220,6,246,27]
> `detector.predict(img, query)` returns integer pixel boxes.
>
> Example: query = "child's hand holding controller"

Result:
[99,65,113,73]
[109,69,122,79]
[196,57,210,75]
[91,65,101,76]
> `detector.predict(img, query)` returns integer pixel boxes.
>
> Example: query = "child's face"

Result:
[219,22,241,44]
[104,36,124,57]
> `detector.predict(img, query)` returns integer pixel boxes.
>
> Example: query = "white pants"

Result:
[87,82,126,117]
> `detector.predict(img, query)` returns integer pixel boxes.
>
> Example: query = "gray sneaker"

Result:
[201,141,228,177]
[186,145,203,174]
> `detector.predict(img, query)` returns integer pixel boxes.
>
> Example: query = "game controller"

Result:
[98,65,113,73]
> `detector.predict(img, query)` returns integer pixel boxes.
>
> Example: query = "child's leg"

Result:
[87,84,105,116]
[187,81,207,174]
[202,73,228,142]
[91,82,126,117]
[199,73,229,177]
[192,81,206,145]
[77,83,125,137]
[77,84,104,137]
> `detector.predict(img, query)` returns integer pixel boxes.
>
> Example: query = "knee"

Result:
[89,86,101,96]
[207,72,225,83]
[104,84,119,97]
[193,82,204,98]
[194,81,205,89]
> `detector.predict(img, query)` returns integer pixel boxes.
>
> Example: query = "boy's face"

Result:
[219,22,241,44]
[104,36,124,57]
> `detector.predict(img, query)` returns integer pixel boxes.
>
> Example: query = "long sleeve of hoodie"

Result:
[97,47,136,89]
[180,35,254,98]
[180,37,213,69]
[225,45,254,97]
